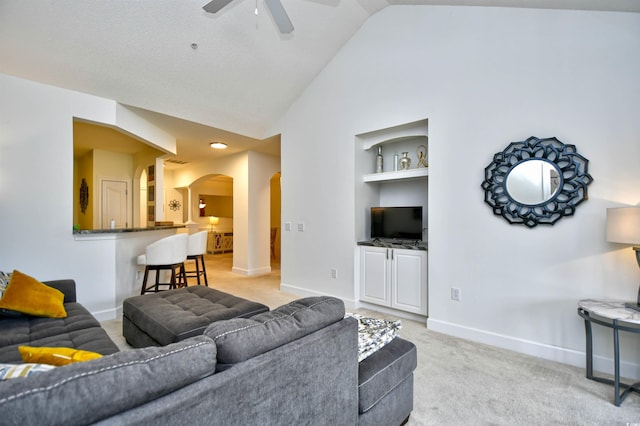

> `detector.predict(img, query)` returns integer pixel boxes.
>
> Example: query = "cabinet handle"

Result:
[391,249,394,261]
[386,248,389,260]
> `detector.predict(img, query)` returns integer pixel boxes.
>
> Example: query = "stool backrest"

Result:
[188,231,208,256]
[146,234,188,265]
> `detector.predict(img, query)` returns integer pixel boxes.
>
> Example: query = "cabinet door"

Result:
[360,247,390,307]
[391,249,427,315]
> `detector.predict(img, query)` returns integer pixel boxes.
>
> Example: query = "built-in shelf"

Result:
[359,119,428,151]
[363,168,429,183]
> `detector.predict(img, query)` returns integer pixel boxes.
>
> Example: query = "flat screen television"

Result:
[370,206,423,241]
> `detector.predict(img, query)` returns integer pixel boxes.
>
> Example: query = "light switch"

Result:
[297,222,305,232]
[284,222,292,231]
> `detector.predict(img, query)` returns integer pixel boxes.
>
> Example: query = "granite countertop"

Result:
[73,225,185,235]
[358,240,427,251]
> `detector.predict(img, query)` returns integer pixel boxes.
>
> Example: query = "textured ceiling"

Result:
[1,0,638,166]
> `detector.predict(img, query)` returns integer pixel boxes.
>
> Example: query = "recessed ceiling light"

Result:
[210,142,227,149]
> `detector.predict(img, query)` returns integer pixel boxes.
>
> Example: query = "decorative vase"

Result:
[399,152,411,170]
[375,146,384,173]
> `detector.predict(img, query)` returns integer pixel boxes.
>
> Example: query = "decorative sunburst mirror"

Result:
[481,136,593,228]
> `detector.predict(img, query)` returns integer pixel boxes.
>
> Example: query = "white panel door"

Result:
[102,180,128,229]
[360,246,390,306]
[391,249,427,315]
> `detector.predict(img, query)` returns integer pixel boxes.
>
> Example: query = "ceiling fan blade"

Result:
[264,0,294,34]
[202,0,234,13]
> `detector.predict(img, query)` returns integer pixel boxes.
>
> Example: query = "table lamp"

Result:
[209,216,219,232]
[606,207,640,312]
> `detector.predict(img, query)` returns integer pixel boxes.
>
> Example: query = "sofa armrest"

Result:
[42,279,77,303]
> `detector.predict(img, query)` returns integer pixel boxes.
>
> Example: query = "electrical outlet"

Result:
[297,222,305,232]
[331,268,338,279]
[451,287,461,301]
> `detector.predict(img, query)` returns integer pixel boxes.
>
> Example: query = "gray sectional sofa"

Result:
[0,282,417,425]
[0,279,119,363]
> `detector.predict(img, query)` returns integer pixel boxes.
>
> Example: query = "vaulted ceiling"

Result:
[2,0,638,166]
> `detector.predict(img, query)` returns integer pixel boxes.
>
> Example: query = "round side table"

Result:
[577,299,640,406]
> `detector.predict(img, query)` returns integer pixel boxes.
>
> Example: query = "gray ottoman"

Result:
[122,286,270,348]
[358,337,417,426]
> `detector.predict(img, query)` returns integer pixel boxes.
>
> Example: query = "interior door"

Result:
[102,180,128,228]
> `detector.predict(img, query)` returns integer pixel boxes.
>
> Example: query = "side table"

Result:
[577,299,640,406]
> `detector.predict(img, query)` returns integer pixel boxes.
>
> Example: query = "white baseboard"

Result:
[92,307,120,322]
[231,266,271,276]
[280,283,358,310]
[428,318,640,381]
[356,300,427,323]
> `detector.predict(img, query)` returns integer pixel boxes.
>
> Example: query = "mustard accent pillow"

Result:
[0,270,67,318]
[19,346,103,366]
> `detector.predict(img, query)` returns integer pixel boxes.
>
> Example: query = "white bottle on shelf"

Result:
[375,146,384,173]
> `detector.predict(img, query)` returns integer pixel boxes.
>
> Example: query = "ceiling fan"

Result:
[203,0,294,34]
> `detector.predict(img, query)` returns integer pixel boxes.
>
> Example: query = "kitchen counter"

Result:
[73,225,184,235]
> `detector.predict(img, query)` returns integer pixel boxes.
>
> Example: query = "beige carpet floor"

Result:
[102,254,640,425]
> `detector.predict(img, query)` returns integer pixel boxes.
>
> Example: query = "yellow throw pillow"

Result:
[19,346,102,366]
[0,270,67,318]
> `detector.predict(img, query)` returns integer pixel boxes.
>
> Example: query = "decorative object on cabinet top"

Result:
[358,240,427,250]
[482,136,593,228]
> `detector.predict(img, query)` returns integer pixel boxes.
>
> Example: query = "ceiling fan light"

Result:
[210,142,228,149]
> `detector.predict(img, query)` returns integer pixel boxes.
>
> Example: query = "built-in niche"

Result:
[199,195,233,217]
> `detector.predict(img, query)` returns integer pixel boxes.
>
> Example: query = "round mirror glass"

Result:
[506,159,561,205]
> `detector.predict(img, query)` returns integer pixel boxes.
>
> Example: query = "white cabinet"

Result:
[359,246,427,315]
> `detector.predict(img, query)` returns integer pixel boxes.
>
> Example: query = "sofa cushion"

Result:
[0,270,66,318]
[0,335,217,426]
[204,296,345,366]
[123,286,270,346]
[358,337,417,414]
[0,303,119,363]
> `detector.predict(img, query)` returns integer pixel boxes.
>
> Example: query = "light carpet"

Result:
[102,254,640,425]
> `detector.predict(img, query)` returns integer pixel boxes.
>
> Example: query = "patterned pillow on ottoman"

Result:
[346,313,401,362]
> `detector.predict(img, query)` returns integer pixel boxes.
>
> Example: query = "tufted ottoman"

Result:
[122,286,270,348]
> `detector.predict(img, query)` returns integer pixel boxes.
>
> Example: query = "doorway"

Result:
[101,179,129,228]
[270,172,281,264]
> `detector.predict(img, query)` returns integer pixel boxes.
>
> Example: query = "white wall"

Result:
[0,73,176,319]
[274,6,640,378]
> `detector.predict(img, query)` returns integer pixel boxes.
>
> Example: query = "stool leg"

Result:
[181,262,187,287]
[194,256,202,286]
[154,267,161,292]
[170,266,177,290]
[200,255,209,287]
[140,267,150,295]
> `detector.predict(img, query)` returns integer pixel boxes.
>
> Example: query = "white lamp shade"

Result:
[606,207,640,245]
[209,216,219,225]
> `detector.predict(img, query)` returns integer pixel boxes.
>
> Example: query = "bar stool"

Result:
[184,230,209,286]
[137,233,188,295]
